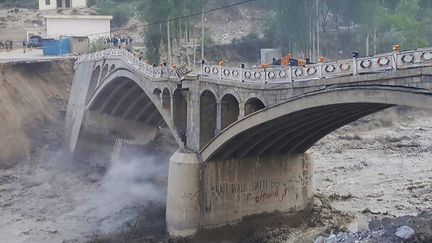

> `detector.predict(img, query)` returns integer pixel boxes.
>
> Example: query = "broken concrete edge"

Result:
[166,151,315,238]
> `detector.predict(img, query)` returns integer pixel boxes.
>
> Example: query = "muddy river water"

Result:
[0,107,431,242]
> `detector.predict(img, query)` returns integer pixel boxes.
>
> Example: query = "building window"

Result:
[46,0,50,5]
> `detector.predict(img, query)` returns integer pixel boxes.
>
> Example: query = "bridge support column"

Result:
[238,102,245,119]
[215,101,222,134]
[166,151,202,237]
[166,152,315,238]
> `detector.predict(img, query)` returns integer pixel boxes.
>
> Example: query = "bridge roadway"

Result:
[65,47,432,237]
[0,49,74,64]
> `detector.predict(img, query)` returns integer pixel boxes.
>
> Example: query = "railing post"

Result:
[263,69,267,84]
[219,63,223,80]
[352,50,360,76]
[240,63,244,82]
[289,66,293,82]
[392,53,398,70]
[318,62,323,79]
[352,57,358,76]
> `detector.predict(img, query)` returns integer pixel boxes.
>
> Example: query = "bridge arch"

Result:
[86,65,101,103]
[244,97,265,116]
[200,87,218,101]
[221,94,239,130]
[162,88,171,112]
[219,89,241,104]
[200,86,432,162]
[243,93,267,106]
[200,89,217,148]
[173,89,188,145]
[153,88,161,99]
[101,64,109,80]
[109,64,116,73]
[85,69,184,149]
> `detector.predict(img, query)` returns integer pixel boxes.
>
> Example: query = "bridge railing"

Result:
[78,47,432,84]
[396,48,432,69]
[76,48,180,79]
[356,53,395,74]
[200,47,432,84]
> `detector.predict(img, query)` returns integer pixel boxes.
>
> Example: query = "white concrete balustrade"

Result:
[77,47,432,84]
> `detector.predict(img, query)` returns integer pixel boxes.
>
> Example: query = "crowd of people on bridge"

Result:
[21,41,33,53]
[101,35,133,49]
[0,40,14,52]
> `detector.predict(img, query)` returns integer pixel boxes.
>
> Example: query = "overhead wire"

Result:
[81,0,256,38]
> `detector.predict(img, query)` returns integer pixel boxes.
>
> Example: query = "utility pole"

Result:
[316,0,320,60]
[193,27,197,70]
[310,0,314,60]
[201,8,205,62]
[185,1,190,67]
[366,32,370,56]
[373,28,377,55]
[167,20,172,65]
[179,19,183,64]
[166,0,173,65]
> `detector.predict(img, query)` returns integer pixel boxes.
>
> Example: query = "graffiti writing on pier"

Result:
[208,175,310,205]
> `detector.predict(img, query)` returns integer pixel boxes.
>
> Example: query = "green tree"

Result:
[139,0,208,64]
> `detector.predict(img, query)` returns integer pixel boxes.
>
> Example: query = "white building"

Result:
[39,0,87,10]
[45,15,112,41]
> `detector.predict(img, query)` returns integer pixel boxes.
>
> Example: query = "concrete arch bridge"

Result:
[65,48,432,237]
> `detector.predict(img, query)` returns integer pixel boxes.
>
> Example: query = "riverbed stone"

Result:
[395,225,415,240]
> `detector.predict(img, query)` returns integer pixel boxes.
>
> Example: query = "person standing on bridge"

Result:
[113,36,118,48]
[27,41,32,52]
[128,36,133,48]
[22,40,26,53]
[5,40,10,52]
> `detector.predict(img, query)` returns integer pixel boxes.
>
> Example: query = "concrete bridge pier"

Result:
[166,151,202,237]
[166,151,315,237]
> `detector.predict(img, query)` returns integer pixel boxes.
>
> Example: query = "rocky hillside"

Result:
[0,60,73,167]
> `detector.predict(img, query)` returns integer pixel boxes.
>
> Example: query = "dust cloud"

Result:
[70,153,169,238]
[0,122,171,242]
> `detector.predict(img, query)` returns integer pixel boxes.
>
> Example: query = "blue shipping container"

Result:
[42,38,70,56]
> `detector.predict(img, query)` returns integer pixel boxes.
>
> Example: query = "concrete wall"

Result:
[39,0,86,10]
[39,0,56,10]
[70,37,89,54]
[203,153,314,226]
[71,0,87,8]
[0,28,26,42]
[166,152,314,236]
[46,15,112,41]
